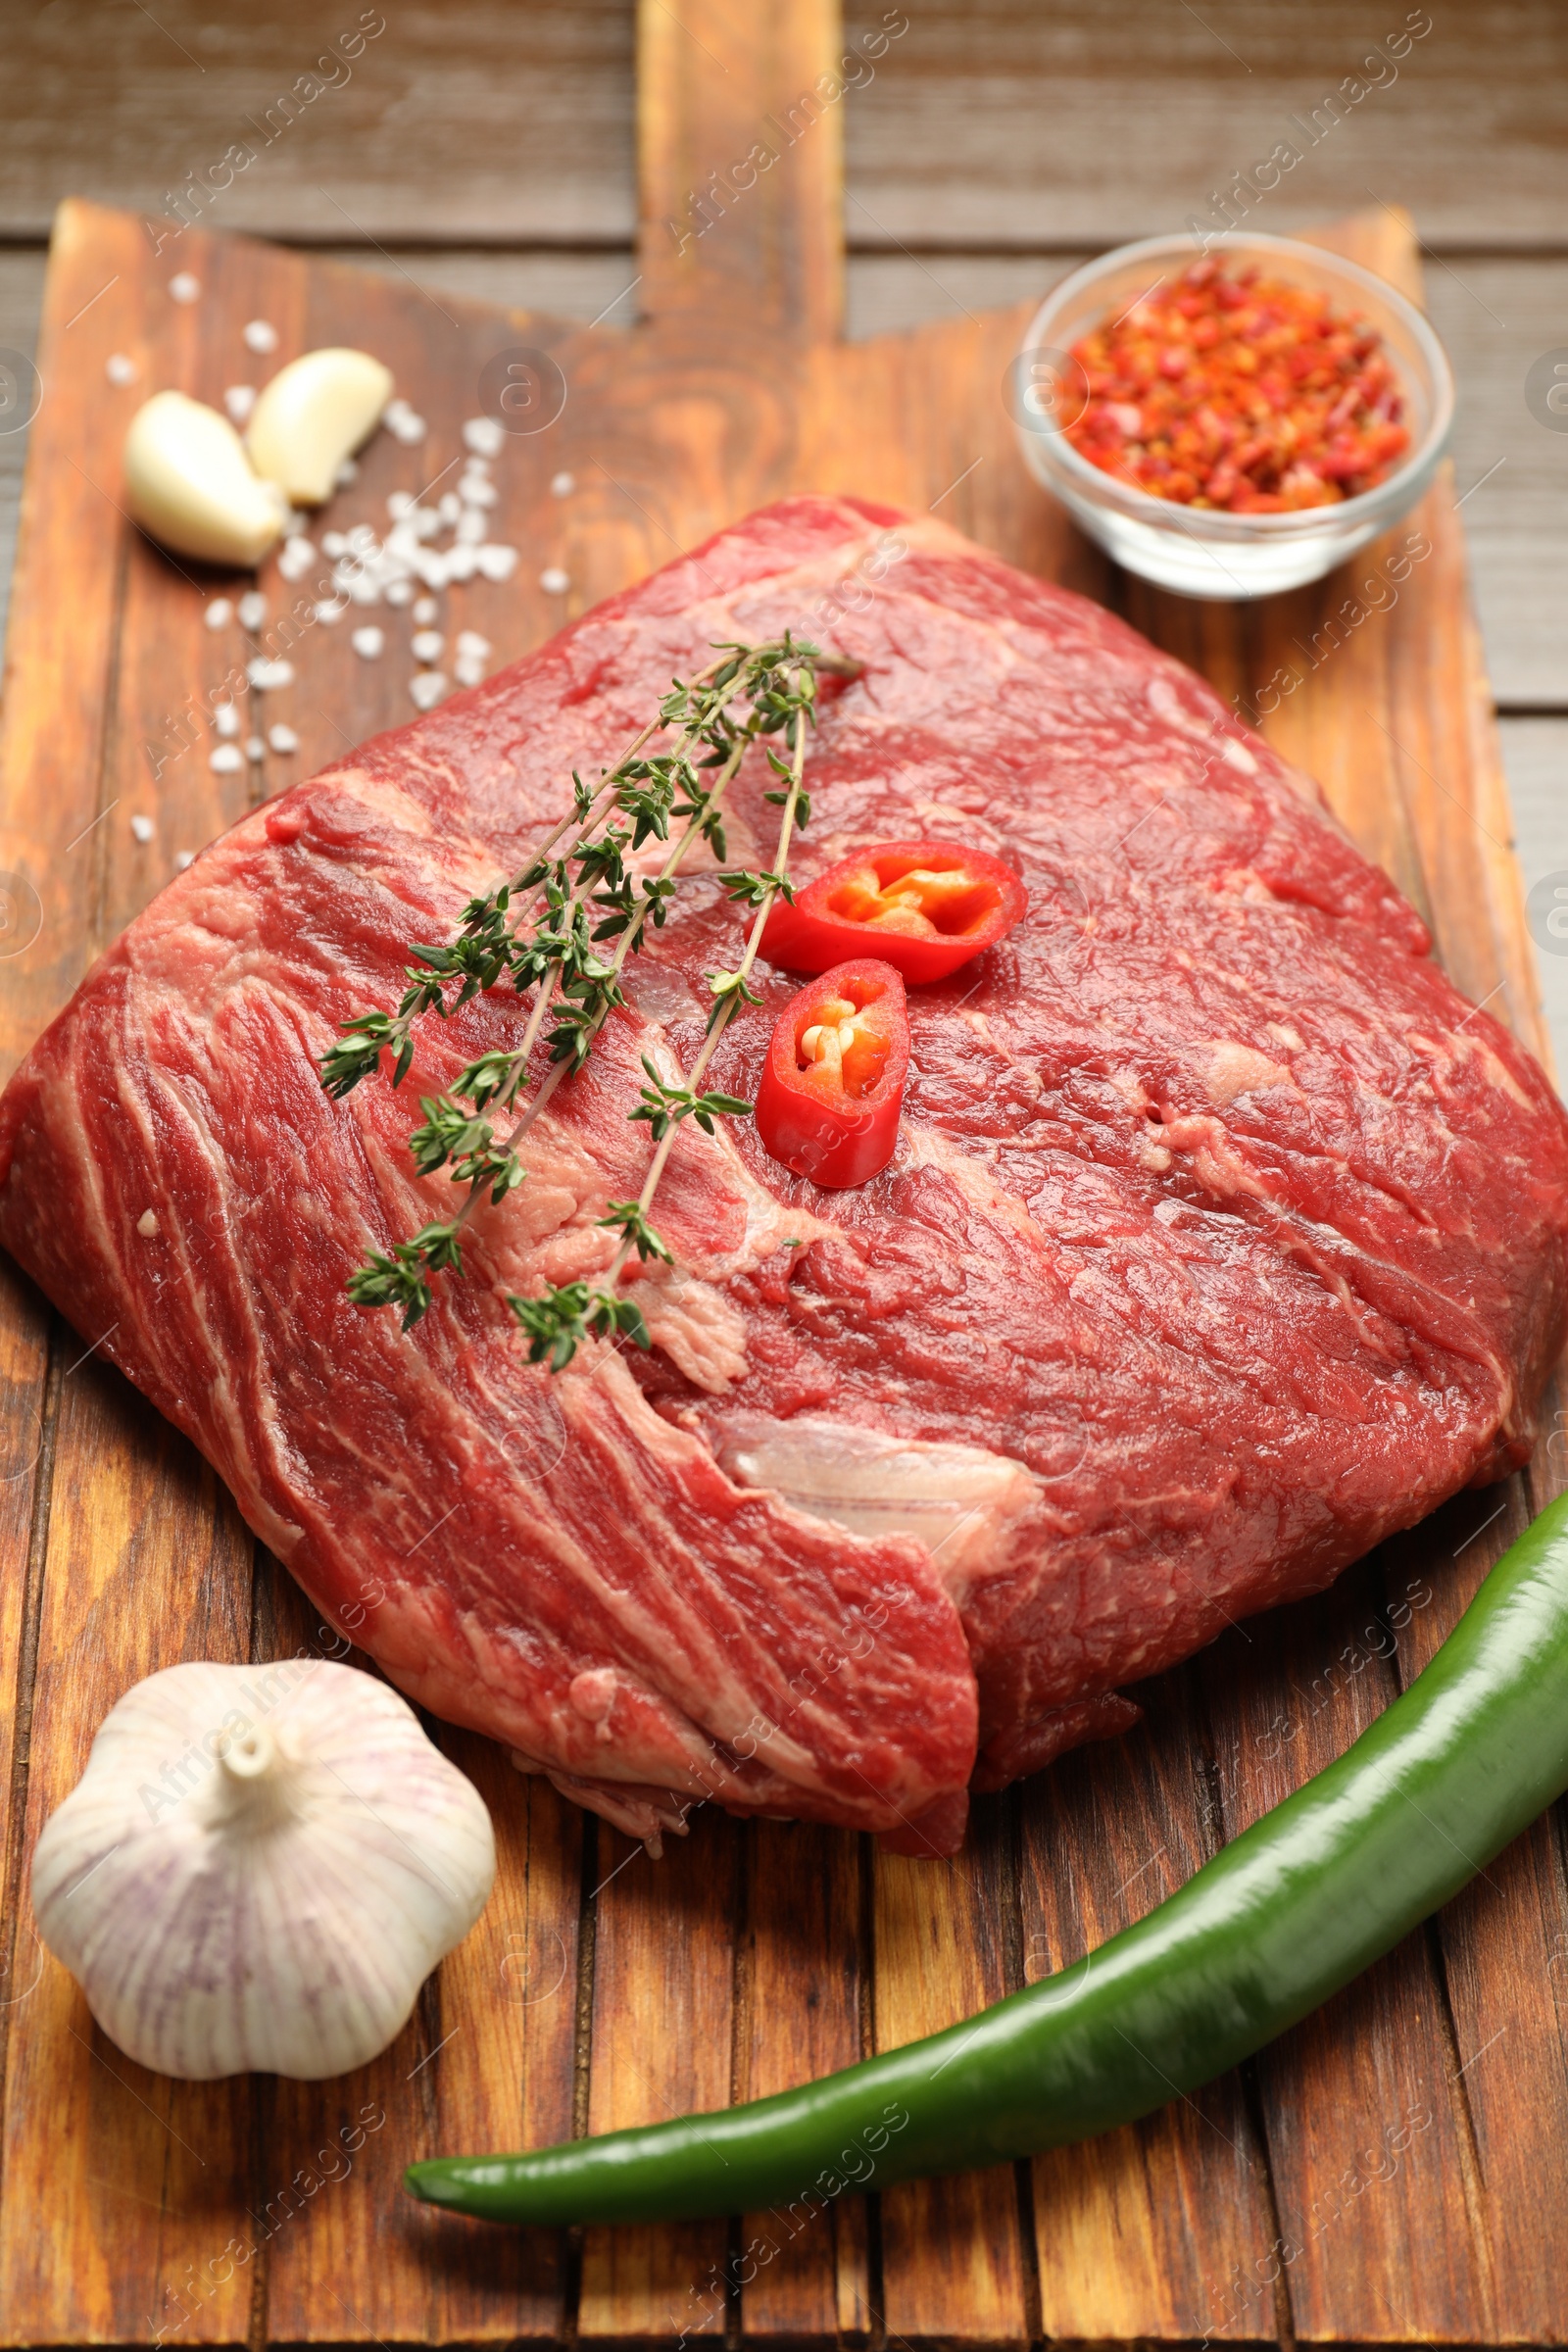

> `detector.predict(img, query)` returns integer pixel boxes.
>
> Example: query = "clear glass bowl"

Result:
[1009,233,1454,601]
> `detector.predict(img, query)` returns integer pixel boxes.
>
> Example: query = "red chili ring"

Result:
[760,840,1026,984]
[754,958,909,1190]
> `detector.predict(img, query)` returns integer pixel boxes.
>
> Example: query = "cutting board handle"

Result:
[637,0,845,340]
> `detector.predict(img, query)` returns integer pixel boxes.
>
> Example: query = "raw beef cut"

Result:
[3,496,1566,1857]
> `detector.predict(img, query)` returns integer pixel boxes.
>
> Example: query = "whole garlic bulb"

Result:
[31,1660,495,2081]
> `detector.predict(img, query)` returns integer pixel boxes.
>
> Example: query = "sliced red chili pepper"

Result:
[760,840,1027,985]
[754,958,908,1190]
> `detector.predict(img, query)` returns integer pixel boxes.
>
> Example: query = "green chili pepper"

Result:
[406,1490,1568,2227]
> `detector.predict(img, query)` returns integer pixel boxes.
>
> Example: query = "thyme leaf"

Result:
[719,867,796,908]
[596,1199,674,1263]
[508,1282,650,1373]
[630,1056,754,1141]
[320,1011,408,1101]
[347,1220,464,1331]
[406,1098,524,1204]
[453,1049,533,1114]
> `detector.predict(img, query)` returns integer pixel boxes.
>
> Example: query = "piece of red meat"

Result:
[2,495,1565,1858]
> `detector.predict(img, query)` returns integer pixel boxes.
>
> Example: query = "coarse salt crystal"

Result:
[352,625,385,659]
[445,543,477,582]
[385,579,414,607]
[415,550,450,590]
[540,566,569,595]
[455,629,491,660]
[456,508,486,545]
[210,744,244,773]
[460,475,498,509]
[410,670,448,710]
[137,1209,160,1239]
[247,657,294,690]
[550,470,575,497]
[237,590,268,630]
[386,404,426,445]
[412,595,438,625]
[243,318,279,354]
[213,701,240,738]
[347,523,378,555]
[321,530,347,559]
[462,416,504,457]
[106,353,137,386]
[437,492,462,527]
[387,491,415,520]
[170,272,201,304]
[174,849,195,870]
[223,384,257,424]
[277,536,316,582]
[269,723,299,754]
[454,653,485,689]
[412,629,444,663]
[315,597,345,622]
[345,571,382,607]
[205,598,232,630]
[130,812,155,844]
[245,735,267,762]
[477,544,518,582]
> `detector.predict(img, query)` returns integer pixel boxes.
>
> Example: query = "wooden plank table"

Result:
[2,4,1568,2345]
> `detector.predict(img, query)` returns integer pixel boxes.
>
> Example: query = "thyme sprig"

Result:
[510,655,818,1370]
[326,637,835,1348]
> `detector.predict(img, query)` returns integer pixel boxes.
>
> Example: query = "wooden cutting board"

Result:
[2,3,1565,2343]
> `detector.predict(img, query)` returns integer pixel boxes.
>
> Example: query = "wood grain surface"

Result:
[1,1,1567,2344]
[3,1,1566,252]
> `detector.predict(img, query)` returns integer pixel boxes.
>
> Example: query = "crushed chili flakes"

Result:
[1064,258,1410,513]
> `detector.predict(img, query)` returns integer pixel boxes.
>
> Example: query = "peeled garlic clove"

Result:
[246,348,395,506]
[122,391,288,567]
[31,1659,495,2082]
